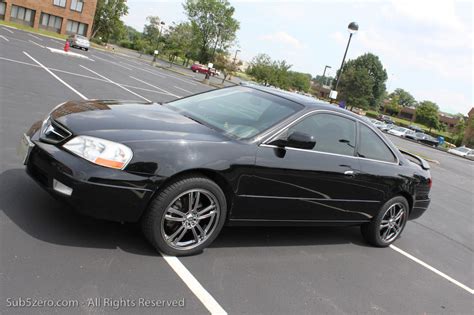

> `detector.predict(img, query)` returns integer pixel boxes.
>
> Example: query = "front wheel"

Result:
[142,175,227,256]
[361,196,409,247]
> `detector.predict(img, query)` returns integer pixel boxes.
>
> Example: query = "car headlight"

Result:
[63,136,133,170]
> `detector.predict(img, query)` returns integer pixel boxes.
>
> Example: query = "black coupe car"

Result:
[19,86,432,255]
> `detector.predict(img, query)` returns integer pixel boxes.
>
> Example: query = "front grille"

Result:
[39,117,72,144]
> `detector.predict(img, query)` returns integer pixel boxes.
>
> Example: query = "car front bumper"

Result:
[25,133,158,222]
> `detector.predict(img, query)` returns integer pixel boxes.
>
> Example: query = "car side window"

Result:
[358,124,396,162]
[288,113,356,156]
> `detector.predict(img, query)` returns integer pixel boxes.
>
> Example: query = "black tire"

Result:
[85,48,89,51]
[141,175,227,256]
[361,196,409,247]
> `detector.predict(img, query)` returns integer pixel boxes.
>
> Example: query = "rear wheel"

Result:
[142,175,226,256]
[361,196,409,247]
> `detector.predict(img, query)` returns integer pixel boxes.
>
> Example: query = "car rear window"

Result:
[358,124,396,163]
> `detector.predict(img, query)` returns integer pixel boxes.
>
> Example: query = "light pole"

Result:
[153,21,165,63]
[206,22,224,80]
[233,49,241,65]
[322,65,331,86]
[333,22,359,93]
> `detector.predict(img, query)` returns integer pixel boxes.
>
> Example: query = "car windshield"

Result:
[455,147,471,153]
[166,87,303,139]
[77,35,88,40]
[394,127,407,132]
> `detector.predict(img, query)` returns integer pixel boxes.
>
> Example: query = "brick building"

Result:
[0,0,97,38]
[462,108,474,146]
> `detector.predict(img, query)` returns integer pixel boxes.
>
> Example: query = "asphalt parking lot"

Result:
[1,27,473,314]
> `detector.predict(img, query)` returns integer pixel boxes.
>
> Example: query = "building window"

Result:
[66,20,88,36]
[70,0,84,13]
[53,0,67,8]
[40,13,63,33]
[10,5,36,26]
[0,2,6,20]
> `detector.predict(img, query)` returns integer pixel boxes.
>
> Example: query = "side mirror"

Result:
[269,131,316,150]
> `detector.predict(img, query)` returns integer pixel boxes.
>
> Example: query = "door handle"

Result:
[344,170,355,176]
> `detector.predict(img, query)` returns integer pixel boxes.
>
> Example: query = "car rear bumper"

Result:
[409,198,431,220]
[25,137,158,222]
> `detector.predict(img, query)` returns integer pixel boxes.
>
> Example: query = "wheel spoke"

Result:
[191,227,200,244]
[167,225,184,242]
[193,192,201,211]
[195,223,205,237]
[165,214,185,222]
[382,227,390,240]
[168,207,186,217]
[173,227,188,244]
[198,210,216,221]
[394,210,404,221]
[198,204,215,216]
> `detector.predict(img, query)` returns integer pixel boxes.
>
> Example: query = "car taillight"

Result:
[428,178,432,188]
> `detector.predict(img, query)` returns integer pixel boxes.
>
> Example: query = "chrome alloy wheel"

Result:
[161,189,220,251]
[379,202,406,243]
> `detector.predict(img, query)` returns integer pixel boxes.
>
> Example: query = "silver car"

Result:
[68,34,90,51]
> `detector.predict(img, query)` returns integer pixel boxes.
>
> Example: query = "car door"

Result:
[235,111,375,222]
[352,122,404,218]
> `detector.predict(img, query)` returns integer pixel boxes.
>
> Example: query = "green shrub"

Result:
[365,111,378,118]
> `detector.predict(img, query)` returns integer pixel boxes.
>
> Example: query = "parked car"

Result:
[408,125,424,133]
[404,130,418,140]
[67,34,90,51]
[381,124,395,132]
[415,133,439,147]
[378,115,394,124]
[448,146,473,157]
[388,127,411,137]
[19,86,432,255]
[372,120,386,129]
[465,152,474,161]
[190,64,219,76]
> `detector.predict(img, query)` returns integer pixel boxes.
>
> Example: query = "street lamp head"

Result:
[217,22,224,29]
[160,21,165,25]
[348,22,359,34]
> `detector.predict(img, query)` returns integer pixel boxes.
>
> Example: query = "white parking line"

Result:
[130,76,181,98]
[23,51,88,100]
[28,33,43,41]
[161,254,227,315]
[1,27,14,34]
[91,54,133,70]
[28,40,45,48]
[174,85,193,94]
[122,62,166,78]
[390,245,474,294]
[0,56,171,96]
[0,35,9,42]
[80,65,151,102]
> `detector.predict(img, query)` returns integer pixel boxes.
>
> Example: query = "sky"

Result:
[123,0,473,115]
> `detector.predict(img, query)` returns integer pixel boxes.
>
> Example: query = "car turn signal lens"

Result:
[63,136,133,170]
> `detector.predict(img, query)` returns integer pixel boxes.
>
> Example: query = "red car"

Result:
[190,64,219,76]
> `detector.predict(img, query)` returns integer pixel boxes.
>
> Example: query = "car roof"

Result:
[246,85,365,121]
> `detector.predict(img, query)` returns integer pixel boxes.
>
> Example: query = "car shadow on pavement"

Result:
[1,169,368,256]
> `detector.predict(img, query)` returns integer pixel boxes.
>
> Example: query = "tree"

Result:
[313,75,334,87]
[389,88,416,107]
[143,16,165,51]
[246,54,293,89]
[416,101,440,131]
[92,0,129,41]
[214,53,238,84]
[385,95,402,115]
[288,72,311,92]
[183,0,240,63]
[336,53,387,109]
[337,66,373,109]
[163,22,199,67]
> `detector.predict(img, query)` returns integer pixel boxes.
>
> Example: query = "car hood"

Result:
[50,99,228,143]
